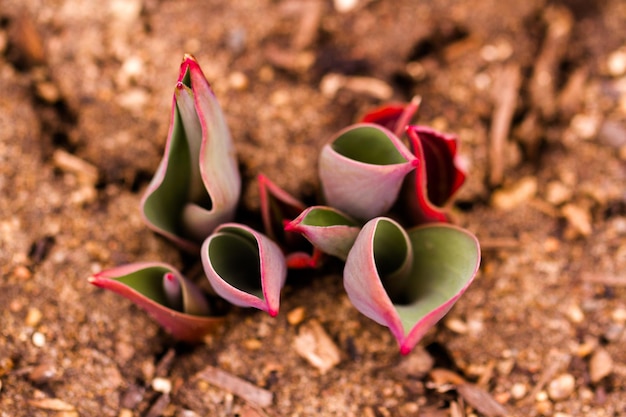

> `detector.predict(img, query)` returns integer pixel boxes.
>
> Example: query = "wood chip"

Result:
[193,365,273,407]
[52,149,99,185]
[488,64,521,186]
[293,319,341,374]
[582,273,626,287]
[145,393,170,417]
[428,368,466,386]
[320,73,393,100]
[529,5,573,120]
[456,383,509,417]
[29,398,76,411]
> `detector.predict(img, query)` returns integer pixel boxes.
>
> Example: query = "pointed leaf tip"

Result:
[141,55,240,250]
[287,206,361,260]
[344,222,480,354]
[88,262,222,342]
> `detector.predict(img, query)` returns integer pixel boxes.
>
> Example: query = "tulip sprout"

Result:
[89,54,480,354]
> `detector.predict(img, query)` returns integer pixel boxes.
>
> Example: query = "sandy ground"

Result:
[1,0,626,416]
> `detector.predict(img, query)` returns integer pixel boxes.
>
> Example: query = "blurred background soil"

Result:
[1,0,625,416]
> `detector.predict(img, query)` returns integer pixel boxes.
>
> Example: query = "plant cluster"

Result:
[89,55,480,355]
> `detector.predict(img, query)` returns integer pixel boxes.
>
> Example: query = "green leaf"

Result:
[202,223,287,316]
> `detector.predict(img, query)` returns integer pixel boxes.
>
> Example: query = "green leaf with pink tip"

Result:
[88,262,222,342]
[319,124,419,220]
[201,223,287,316]
[285,206,361,261]
[343,219,480,355]
[141,54,240,251]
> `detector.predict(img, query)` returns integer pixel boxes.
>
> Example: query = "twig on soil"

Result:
[280,0,324,50]
[144,393,170,417]
[193,365,273,408]
[529,5,574,121]
[488,64,521,186]
[581,273,626,287]
[456,383,510,417]
[153,348,176,378]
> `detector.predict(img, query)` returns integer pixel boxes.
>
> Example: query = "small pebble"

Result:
[510,382,527,400]
[151,377,172,394]
[612,307,626,324]
[570,113,601,140]
[243,338,262,351]
[35,81,60,103]
[118,409,134,417]
[287,307,306,326]
[228,71,249,91]
[589,348,613,383]
[535,390,548,402]
[32,332,46,347]
[561,204,592,236]
[444,317,468,334]
[491,176,538,210]
[334,0,359,12]
[565,304,585,324]
[13,265,32,280]
[547,373,576,401]
[545,181,572,206]
[535,400,552,415]
[25,307,43,327]
[607,48,626,76]
[544,236,560,252]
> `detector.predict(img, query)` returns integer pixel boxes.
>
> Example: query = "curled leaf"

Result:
[344,220,480,354]
[319,123,419,220]
[258,174,322,269]
[285,206,361,261]
[400,125,466,224]
[141,54,240,251]
[88,262,222,342]
[201,223,287,316]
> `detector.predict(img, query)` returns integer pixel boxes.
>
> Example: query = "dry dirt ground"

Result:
[1,0,626,416]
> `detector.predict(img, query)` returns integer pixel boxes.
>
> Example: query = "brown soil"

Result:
[1,1,625,416]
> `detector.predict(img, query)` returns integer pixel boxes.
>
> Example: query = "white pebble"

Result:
[151,377,172,394]
[510,382,527,400]
[607,48,626,77]
[547,374,576,401]
[32,332,46,347]
[334,0,358,12]
[612,307,626,324]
